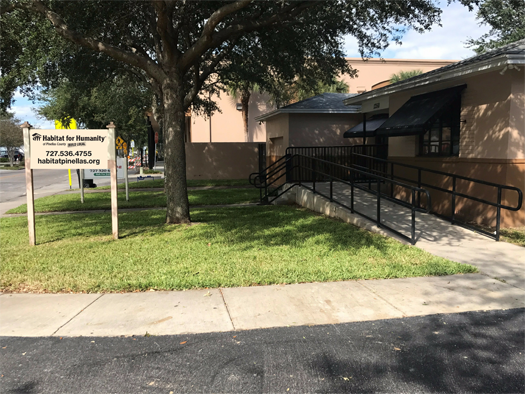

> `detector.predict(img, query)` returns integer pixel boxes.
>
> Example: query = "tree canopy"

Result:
[466,0,525,54]
[1,0,472,224]
[37,75,151,149]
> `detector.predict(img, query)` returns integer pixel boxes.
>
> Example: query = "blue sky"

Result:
[11,1,490,129]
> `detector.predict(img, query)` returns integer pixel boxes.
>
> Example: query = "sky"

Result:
[10,1,490,129]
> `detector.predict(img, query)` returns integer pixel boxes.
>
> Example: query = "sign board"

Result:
[130,140,135,148]
[84,157,125,179]
[154,132,159,144]
[21,122,119,245]
[30,129,110,169]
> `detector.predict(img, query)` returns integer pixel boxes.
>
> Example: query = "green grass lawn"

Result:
[0,206,476,293]
[501,227,525,247]
[94,178,251,190]
[6,188,260,214]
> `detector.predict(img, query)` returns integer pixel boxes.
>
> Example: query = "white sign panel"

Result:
[85,158,125,179]
[30,129,110,169]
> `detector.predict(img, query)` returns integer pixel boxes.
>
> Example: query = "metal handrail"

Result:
[350,152,523,241]
[285,144,387,157]
[250,155,296,203]
[251,154,431,244]
[249,154,288,186]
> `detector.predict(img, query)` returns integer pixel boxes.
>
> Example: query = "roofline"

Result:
[255,107,361,122]
[344,57,457,65]
[343,53,524,105]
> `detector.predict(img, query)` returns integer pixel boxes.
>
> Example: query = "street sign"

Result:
[154,132,159,144]
[30,129,110,169]
[122,142,128,156]
[130,140,135,148]
[116,136,125,149]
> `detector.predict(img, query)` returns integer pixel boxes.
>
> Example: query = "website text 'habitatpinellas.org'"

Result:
[37,158,101,166]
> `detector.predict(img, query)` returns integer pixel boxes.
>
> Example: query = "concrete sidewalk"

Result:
[1,274,523,337]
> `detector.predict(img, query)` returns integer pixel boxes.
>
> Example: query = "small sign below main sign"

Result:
[85,157,126,179]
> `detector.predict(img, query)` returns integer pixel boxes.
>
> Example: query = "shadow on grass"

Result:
[7,189,260,214]
[4,206,393,256]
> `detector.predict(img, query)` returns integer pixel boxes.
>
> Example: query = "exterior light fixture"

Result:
[236,103,242,111]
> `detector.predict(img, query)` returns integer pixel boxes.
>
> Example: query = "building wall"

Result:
[191,91,271,143]
[288,113,362,147]
[341,58,456,94]
[266,113,290,161]
[385,68,524,228]
[388,69,518,159]
[509,69,525,160]
[188,58,455,144]
[185,142,259,180]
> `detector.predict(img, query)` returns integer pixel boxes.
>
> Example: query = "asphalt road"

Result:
[0,168,73,204]
[1,309,523,393]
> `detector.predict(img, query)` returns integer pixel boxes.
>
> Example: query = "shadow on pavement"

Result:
[1,309,523,393]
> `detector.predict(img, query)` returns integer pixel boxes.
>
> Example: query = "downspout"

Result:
[362,113,367,150]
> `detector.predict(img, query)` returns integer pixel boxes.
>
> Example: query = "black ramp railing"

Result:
[286,145,388,184]
[249,155,295,204]
[249,153,431,245]
[349,152,523,241]
[250,147,522,243]
[290,154,431,245]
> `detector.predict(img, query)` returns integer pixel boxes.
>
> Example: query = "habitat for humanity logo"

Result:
[32,133,42,141]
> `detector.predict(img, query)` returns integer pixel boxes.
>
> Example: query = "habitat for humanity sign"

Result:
[30,129,110,169]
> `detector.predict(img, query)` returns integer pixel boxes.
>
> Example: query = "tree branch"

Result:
[23,1,166,83]
[0,2,16,15]
[151,0,179,65]
[183,38,238,109]
[181,0,253,70]
[180,1,318,72]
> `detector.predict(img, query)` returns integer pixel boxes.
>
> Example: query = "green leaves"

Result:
[390,70,424,84]
[465,0,525,54]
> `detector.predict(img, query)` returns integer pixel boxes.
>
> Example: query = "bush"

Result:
[0,158,9,163]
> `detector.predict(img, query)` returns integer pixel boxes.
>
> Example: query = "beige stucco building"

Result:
[344,39,525,228]
[255,93,362,164]
[189,58,455,144]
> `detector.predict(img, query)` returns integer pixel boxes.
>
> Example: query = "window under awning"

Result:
[343,116,388,138]
[375,85,466,137]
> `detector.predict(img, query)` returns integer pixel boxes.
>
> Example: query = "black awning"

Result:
[343,116,388,138]
[376,85,466,137]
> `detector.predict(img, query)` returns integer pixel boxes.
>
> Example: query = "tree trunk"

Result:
[162,79,190,224]
[241,90,250,135]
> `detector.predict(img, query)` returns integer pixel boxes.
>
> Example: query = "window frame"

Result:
[418,96,461,157]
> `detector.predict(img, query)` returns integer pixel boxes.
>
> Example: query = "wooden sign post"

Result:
[21,122,36,246]
[107,122,118,240]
